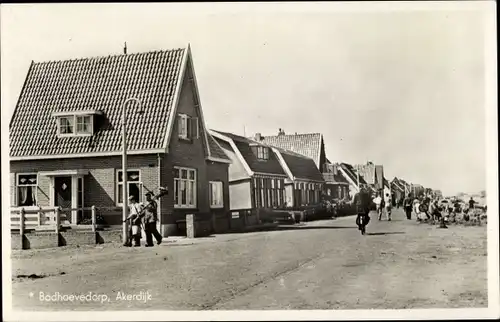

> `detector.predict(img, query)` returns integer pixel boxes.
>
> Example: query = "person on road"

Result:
[468,197,475,211]
[403,194,413,220]
[353,186,371,234]
[143,191,163,247]
[373,193,383,220]
[124,195,143,247]
[383,192,393,221]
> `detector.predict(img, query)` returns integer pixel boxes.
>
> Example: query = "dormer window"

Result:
[52,110,102,137]
[257,146,269,160]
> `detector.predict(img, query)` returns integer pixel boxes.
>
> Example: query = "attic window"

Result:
[256,146,269,160]
[52,110,102,137]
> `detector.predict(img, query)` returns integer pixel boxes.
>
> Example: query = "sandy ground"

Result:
[9,208,487,310]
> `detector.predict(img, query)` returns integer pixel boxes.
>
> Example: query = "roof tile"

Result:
[10,49,186,157]
[259,133,323,169]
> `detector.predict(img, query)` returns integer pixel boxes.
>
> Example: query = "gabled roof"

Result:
[272,147,324,182]
[9,46,229,163]
[339,163,367,186]
[323,161,349,184]
[391,178,405,192]
[210,130,287,177]
[258,133,323,170]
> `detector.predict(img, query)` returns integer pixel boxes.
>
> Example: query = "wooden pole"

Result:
[91,205,97,233]
[19,208,25,249]
[55,207,61,234]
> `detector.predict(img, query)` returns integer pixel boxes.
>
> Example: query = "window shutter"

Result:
[178,115,182,136]
[194,117,199,139]
[186,116,192,139]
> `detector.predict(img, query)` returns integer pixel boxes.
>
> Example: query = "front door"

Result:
[55,176,72,222]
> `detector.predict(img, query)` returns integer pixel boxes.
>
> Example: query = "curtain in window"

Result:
[19,187,28,205]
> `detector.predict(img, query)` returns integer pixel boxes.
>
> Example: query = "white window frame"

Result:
[116,169,142,206]
[57,115,94,137]
[209,181,224,208]
[178,114,199,140]
[15,173,38,208]
[174,166,197,208]
[256,146,269,160]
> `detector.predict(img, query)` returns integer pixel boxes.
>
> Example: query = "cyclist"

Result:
[353,185,371,234]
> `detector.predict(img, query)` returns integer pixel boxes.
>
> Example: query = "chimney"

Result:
[124,42,128,55]
[254,133,262,141]
[333,164,338,175]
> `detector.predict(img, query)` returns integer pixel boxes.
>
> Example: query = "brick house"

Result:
[209,130,289,226]
[256,129,345,197]
[322,160,350,201]
[9,45,232,236]
[271,147,325,208]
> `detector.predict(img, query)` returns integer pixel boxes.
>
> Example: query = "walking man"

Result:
[143,192,163,247]
[403,194,413,220]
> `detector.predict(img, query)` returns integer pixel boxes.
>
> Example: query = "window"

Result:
[327,188,331,196]
[209,181,223,208]
[178,114,199,140]
[16,173,37,207]
[57,115,94,136]
[256,146,269,160]
[174,167,197,208]
[76,116,92,134]
[338,186,342,199]
[59,116,74,135]
[253,177,284,209]
[117,170,142,205]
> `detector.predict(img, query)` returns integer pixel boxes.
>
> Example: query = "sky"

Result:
[1,2,494,196]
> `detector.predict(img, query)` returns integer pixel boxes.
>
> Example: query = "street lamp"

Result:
[121,97,142,245]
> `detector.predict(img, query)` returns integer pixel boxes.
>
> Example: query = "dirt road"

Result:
[10,209,487,310]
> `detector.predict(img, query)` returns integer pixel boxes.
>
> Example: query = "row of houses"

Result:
[8,45,439,237]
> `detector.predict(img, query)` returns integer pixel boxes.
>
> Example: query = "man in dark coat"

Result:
[143,192,163,247]
[403,194,414,220]
[353,186,371,231]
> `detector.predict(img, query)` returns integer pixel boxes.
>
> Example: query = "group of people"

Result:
[350,186,475,233]
[124,191,163,247]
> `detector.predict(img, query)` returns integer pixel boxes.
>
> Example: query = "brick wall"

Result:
[10,155,159,225]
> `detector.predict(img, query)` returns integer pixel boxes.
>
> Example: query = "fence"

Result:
[11,206,100,233]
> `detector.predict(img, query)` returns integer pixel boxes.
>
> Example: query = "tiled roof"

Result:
[259,133,323,169]
[273,147,324,182]
[213,130,286,176]
[10,48,189,157]
[207,134,230,161]
[340,163,367,185]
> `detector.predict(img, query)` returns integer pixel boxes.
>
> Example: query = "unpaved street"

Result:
[10,209,487,310]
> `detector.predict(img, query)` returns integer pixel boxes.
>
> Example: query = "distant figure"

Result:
[383,192,392,221]
[403,194,414,220]
[353,186,371,235]
[469,197,475,210]
[373,193,383,220]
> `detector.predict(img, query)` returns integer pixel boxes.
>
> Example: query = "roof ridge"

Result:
[32,47,187,65]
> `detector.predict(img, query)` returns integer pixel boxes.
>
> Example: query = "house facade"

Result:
[355,162,386,194]
[271,147,325,208]
[321,162,350,201]
[210,130,290,226]
[256,129,346,196]
[337,163,367,198]
[9,45,232,236]
[390,177,406,203]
